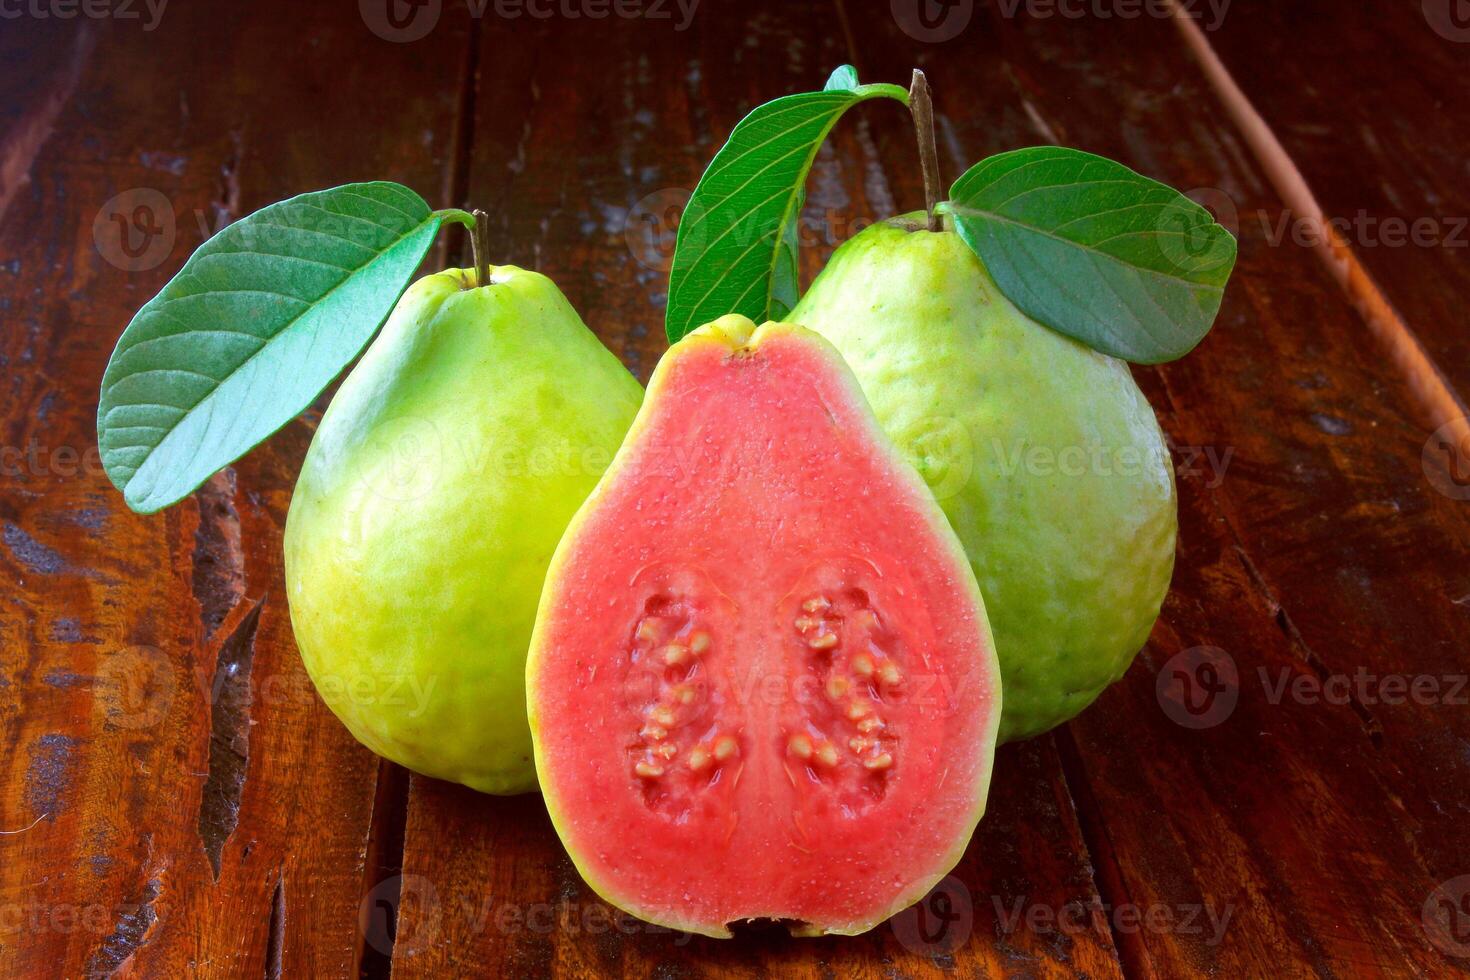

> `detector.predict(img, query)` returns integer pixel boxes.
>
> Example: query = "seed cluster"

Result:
[790,594,902,776]
[630,612,739,782]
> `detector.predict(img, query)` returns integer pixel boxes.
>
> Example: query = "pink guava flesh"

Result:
[528,321,999,937]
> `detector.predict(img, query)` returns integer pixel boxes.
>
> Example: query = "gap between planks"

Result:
[382,6,1461,976]
[376,12,485,976]
[1167,0,1470,464]
[1054,728,1157,980]
[437,6,486,273]
[829,1,1143,975]
[823,5,1454,977]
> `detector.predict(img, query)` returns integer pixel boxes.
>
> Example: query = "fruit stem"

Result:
[432,207,476,228]
[908,69,942,233]
[471,208,491,287]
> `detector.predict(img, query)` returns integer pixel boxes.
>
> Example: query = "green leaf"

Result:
[664,66,908,342]
[97,181,452,513]
[948,147,1237,364]
[823,65,860,92]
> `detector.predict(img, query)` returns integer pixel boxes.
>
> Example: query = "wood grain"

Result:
[841,4,1470,974]
[389,4,1121,976]
[1203,0,1470,394]
[0,6,470,975]
[0,2,1466,977]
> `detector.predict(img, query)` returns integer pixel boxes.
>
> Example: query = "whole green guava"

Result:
[790,214,1177,741]
[284,266,642,793]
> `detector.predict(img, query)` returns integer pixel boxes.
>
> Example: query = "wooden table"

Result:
[3,2,1468,976]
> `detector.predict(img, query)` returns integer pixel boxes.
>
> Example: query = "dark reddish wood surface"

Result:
[1207,0,1470,391]
[845,7,1470,976]
[0,5,471,976]
[1,3,1467,977]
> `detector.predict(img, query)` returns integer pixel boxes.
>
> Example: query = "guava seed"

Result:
[787,734,813,759]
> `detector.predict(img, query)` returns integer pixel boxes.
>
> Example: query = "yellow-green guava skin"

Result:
[790,214,1177,741]
[283,266,642,793]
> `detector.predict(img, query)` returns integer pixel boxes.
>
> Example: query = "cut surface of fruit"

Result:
[527,315,1000,937]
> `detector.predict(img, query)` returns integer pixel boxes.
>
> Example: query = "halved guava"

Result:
[526,315,1001,937]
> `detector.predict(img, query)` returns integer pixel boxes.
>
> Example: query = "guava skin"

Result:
[284,266,642,793]
[790,215,1177,741]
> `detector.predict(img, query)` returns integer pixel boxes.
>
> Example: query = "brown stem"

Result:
[472,208,491,287]
[909,69,942,232]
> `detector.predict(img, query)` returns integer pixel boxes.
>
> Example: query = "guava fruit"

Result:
[527,314,1000,937]
[284,266,642,794]
[789,213,1177,742]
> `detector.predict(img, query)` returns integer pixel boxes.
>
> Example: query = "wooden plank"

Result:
[841,4,1470,975]
[394,740,1120,978]
[1203,0,1470,394]
[0,6,470,975]
[391,6,1121,976]
[5,3,1461,975]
